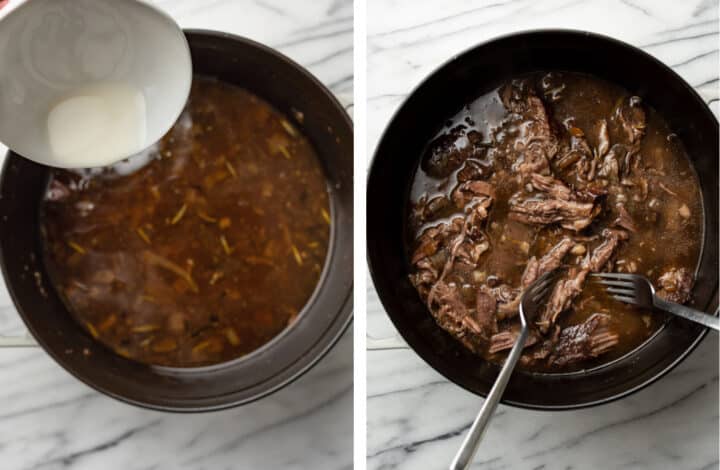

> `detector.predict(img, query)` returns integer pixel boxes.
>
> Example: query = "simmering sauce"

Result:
[41,77,330,367]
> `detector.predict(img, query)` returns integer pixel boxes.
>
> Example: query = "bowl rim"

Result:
[366,27,718,411]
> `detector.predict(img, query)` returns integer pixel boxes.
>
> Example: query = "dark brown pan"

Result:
[0,30,353,412]
[367,30,718,409]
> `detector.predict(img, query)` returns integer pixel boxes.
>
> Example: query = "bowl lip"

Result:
[0,28,353,413]
[366,28,718,411]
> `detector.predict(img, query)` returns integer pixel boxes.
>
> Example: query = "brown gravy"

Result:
[407,72,702,372]
[41,77,330,367]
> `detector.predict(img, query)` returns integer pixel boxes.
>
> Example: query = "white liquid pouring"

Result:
[47,82,147,167]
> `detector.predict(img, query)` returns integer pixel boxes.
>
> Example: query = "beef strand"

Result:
[548,313,620,367]
[537,229,627,332]
[509,174,602,231]
[499,82,558,177]
[657,267,693,304]
[489,328,539,354]
[497,237,574,319]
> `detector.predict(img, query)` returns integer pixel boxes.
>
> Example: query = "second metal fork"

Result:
[592,273,719,332]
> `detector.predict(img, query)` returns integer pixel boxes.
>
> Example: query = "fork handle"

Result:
[449,325,528,470]
[653,297,719,332]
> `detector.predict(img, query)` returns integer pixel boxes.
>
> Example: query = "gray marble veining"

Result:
[366,0,718,469]
[0,1,352,469]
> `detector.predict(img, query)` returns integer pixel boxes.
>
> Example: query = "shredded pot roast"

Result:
[408,72,702,372]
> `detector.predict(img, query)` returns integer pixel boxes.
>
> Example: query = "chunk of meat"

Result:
[613,204,637,232]
[548,314,620,367]
[498,237,574,319]
[422,125,485,178]
[614,96,646,145]
[411,195,452,228]
[457,159,491,182]
[531,325,561,360]
[465,207,492,246]
[499,81,558,176]
[452,180,496,208]
[418,198,494,311]
[509,197,598,231]
[537,267,588,332]
[430,281,470,336]
[535,237,575,275]
[656,267,693,304]
[514,142,552,176]
[454,238,490,267]
[556,131,592,171]
[410,217,467,266]
[529,173,573,200]
[430,281,493,340]
[489,328,539,354]
[582,228,628,272]
[408,258,439,298]
[612,96,646,175]
[596,119,610,158]
[490,284,520,303]
[509,174,602,231]
[598,144,626,181]
[537,229,627,332]
[475,286,498,335]
[410,228,441,264]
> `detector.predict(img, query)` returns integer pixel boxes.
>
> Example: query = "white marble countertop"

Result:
[366,0,719,469]
[0,1,353,469]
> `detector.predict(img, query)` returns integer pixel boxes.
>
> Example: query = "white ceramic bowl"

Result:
[0,0,191,167]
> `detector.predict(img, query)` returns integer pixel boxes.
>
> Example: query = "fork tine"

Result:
[606,287,635,296]
[611,294,638,305]
[530,278,553,297]
[528,269,562,298]
[527,272,553,296]
[592,279,634,288]
[531,286,552,303]
[591,272,638,280]
[523,267,564,304]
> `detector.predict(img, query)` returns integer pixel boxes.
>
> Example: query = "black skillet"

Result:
[367,30,718,409]
[0,30,353,412]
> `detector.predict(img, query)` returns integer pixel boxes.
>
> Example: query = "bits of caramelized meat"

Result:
[656,267,693,304]
[547,313,620,368]
[408,72,702,372]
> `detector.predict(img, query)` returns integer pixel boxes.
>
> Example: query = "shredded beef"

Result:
[407,74,696,372]
[612,96,646,175]
[497,237,574,319]
[489,328,539,354]
[475,286,498,335]
[548,314,620,367]
[422,125,485,178]
[657,267,693,304]
[537,229,627,332]
[509,197,598,231]
[457,159,490,182]
[452,180,496,208]
[509,174,602,231]
[499,81,558,177]
[431,281,471,336]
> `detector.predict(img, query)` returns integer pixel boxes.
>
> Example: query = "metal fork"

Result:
[449,268,561,470]
[592,273,719,332]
